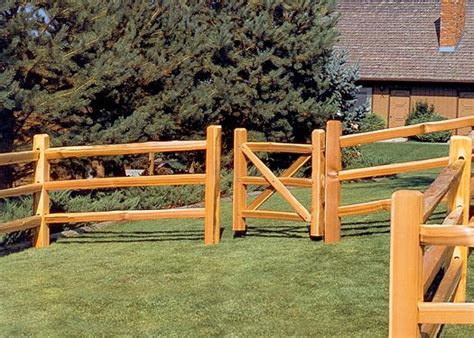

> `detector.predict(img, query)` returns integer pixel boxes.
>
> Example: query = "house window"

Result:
[355,87,373,111]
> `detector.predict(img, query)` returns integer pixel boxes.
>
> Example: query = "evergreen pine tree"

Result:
[1,0,361,186]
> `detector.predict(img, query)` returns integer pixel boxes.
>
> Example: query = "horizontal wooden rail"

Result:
[0,216,42,234]
[338,157,448,181]
[45,174,206,191]
[45,140,207,160]
[418,303,474,324]
[0,183,43,199]
[241,210,304,222]
[340,115,474,147]
[420,225,474,246]
[0,151,38,166]
[422,159,464,222]
[46,208,205,224]
[338,198,391,217]
[245,142,312,154]
[240,176,312,188]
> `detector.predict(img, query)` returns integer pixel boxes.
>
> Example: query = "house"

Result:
[336,0,474,134]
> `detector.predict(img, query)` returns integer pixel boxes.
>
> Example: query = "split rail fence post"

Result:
[324,120,342,243]
[204,125,222,245]
[310,130,325,237]
[32,134,50,248]
[447,136,472,301]
[233,128,248,234]
[389,190,423,338]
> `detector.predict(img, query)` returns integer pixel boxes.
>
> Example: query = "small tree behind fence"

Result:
[0,126,222,247]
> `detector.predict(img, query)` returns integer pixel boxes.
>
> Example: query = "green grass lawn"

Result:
[1,142,473,336]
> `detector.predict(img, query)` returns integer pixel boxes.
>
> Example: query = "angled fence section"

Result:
[324,116,474,243]
[389,136,473,337]
[0,125,222,247]
[232,128,325,238]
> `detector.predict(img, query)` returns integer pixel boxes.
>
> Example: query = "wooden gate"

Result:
[232,129,325,238]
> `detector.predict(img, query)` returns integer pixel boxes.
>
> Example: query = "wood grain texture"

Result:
[420,225,474,247]
[241,144,311,222]
[0,183,43,199]
[0,151,38,166]
[310,129,325,237]
[338,157,448,181]
[46,208,205,223]
[232,129,248,232]
[45,174,206,191]
[422,159,464,222]
[32,134,50,248]
[422,246,453,294]
[0,216,42,234]
[241,176,311,187]
[338,199,391,217]
[324,120,342,243]
[46,140,207,159]
[245,142,312,154]
[389,190,423,338]
[204,125,221,245]
[340,115,474,147]
[418,303,474,324]
[241,210,303,222]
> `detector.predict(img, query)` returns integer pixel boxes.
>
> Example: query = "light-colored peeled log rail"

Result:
[45,140,207,159]
[245,142,312,154]
[241,176,312,188]
[246,155,310,211]
[240,144,311,222]
[338,198,391,217]
[421,258,464,336]
[241,210,303,222]
[0,151,38,166]
[0,216,42,234]
[338,157,448,181]
[46,208,205,223]
[45,174,206,191]
[422,159,464,222]
[340,115,474,147]
[420,225,474,246]
[418,303,474,324]
[0,183,43,199]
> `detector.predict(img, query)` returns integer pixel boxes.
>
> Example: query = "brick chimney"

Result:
[440,0,466,52]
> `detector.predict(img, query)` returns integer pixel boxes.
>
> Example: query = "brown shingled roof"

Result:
[336,0,474,83]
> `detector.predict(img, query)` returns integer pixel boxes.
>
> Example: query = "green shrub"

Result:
[358,113,386,133]
[406,102,451,143]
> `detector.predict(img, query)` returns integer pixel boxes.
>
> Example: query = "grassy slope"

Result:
[0,142,473,336]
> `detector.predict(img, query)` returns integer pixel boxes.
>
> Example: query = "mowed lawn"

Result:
[1,142,473,336]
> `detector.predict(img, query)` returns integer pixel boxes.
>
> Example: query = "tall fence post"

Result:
[233,128,248,235]
[447,136,472,302]
[310,130,325,237]
[324,120,342,243]
[389,190,423,338]
[32,134,50,248]
[204,125,222,245]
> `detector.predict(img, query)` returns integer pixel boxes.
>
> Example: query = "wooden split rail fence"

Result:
[232,128,325,238]
[390,136,474,337]
[324,115,474,243]
[0,126,222,247]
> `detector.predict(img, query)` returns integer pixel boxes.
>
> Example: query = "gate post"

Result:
[310,130,325,237]
[324,120,342,243]
[233,128,248,234]
[204,125,222,245]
